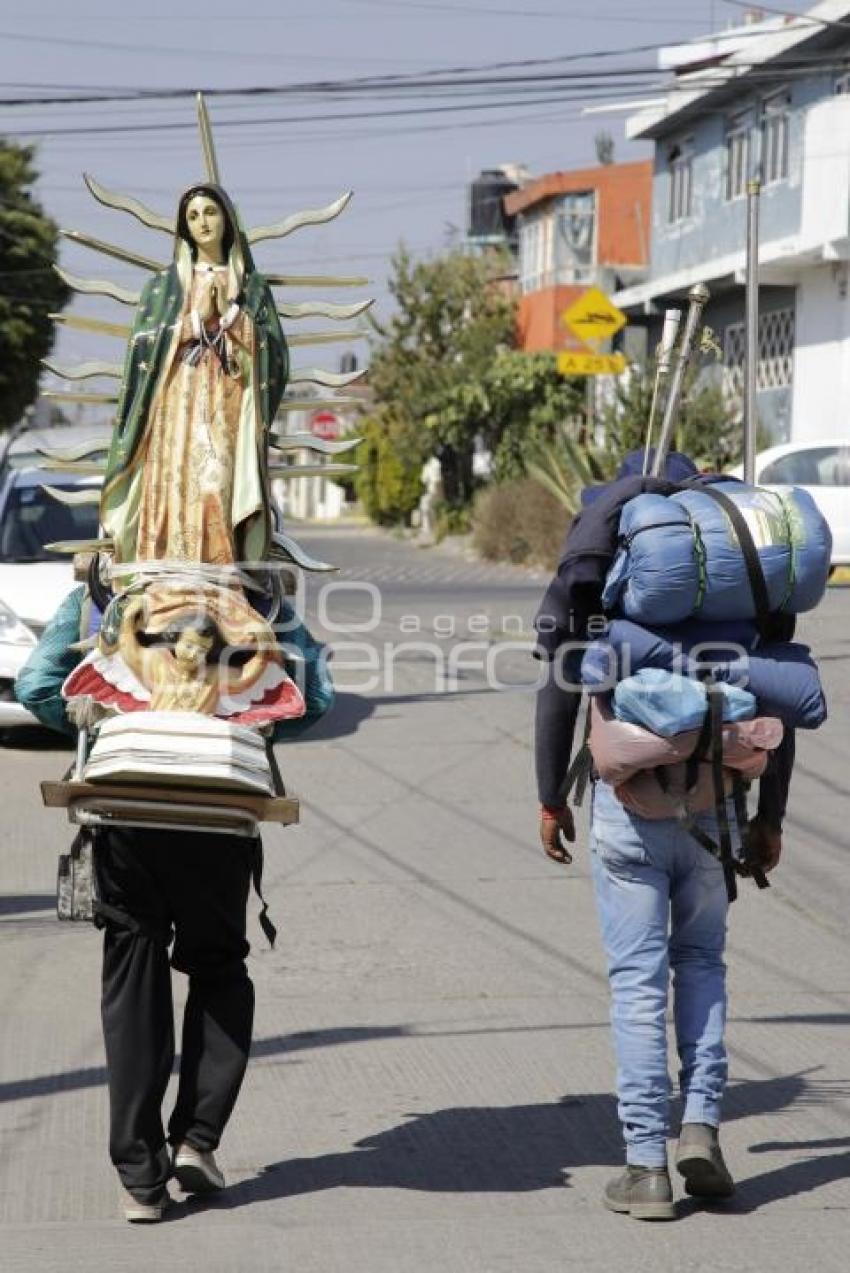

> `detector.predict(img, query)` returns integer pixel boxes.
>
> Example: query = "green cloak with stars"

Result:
[100,182,288,566]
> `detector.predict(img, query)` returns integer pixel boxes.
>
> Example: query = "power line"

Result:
[7,56,849,140]
[0,33,844,114]
[0,27,787,110]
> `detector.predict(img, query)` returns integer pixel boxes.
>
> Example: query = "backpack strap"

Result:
[679,685,738,902]
[265,736,286,797]
[251,834,277,948]
[562,697,593,808]
[681,480,774,639]
[733,773,770,890]
[707,683,737,903]
[684,688,714,793]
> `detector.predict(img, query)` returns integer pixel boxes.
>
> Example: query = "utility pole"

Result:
[744,175,761,485]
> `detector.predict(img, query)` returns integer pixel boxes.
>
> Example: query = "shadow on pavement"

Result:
[0,1024,410,1104]
[4,1026,849,1217]
[291,686,499,742]
[736,1013,850,1027]
[676,1134,850,1216]
[0,1022,602,1104]
[217,1097,623,1204]
[0,725,73,751]
[210,1072,850,1212]
[0,893,55,918]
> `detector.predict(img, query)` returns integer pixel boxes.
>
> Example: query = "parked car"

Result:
[0,465,102,729]
[729,439,850,566]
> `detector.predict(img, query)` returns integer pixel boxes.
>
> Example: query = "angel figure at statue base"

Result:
[62,581,306,727]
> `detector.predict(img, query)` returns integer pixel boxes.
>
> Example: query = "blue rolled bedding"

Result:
[602,481,832,624]
[613,668,756,736]
[582,618,827,730]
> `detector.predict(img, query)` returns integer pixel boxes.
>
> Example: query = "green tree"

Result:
[598,361,745,473]
[526,352,747,517]
[368,244,516,509]
[437,350,583,482]
[0,140,69,432]
[354,411,425,525]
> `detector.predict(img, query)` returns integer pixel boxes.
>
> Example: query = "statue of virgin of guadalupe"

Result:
[36,94,371,725]
[101,183,289,569]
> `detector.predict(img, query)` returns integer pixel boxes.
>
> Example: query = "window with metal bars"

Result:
[723,309,795,403]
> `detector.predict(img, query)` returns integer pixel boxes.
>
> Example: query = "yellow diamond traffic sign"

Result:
[557,351,627,377]
[561,287,626,345]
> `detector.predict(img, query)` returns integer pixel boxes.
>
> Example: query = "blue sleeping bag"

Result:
[613,668,755,736]
[581,618,827,729]
[602,480,832,624]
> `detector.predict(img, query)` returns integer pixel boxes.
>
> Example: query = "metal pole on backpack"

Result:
[744,176,761,485]
[650,283,711,476]
[642,308,681,475]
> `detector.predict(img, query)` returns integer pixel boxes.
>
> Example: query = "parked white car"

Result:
[0,447,104,729]
[729,439,850,566]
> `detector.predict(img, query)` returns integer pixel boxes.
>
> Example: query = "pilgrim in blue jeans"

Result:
[590,780,732,1169]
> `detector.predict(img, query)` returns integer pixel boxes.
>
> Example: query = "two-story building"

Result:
[502,160,652,354]
[614,1,850,444]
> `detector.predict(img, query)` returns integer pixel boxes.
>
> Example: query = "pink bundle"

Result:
[588,696,783,819]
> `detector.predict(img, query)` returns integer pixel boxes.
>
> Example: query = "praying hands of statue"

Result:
[197,277,222,325]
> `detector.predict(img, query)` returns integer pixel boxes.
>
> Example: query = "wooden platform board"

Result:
[41,779,300,826]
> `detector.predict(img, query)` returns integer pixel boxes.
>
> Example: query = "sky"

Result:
[0,0,817,391]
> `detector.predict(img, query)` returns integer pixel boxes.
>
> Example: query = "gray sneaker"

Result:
[603,1166,676,1221]
[119,1184,170,1223]
[675,1123,735,1199]
[172,1143,225,1195]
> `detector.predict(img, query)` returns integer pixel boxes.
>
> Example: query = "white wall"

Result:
[271,404,352,522]
[799,95,850,255]
[282,461,347,522]
[792,264,850,441]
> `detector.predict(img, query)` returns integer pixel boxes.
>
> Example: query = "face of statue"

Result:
[185,194,226,259]
[173,627,214,673]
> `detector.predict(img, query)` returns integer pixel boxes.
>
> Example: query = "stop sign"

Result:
[310,410,341,442]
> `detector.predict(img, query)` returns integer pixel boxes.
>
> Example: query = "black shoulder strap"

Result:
[682,480,773,637]
[707,684,737,903]
[266,737,286,796]
[733,774,770,891]
[562,697,593,808]
[251,835,277,948]
[685,689,714,793]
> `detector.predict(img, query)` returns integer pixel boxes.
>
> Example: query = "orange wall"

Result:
[506,160,652,352]
[516,286,590,353]
[504,159,652,268]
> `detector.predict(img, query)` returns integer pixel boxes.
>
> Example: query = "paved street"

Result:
[1,525,849,1272]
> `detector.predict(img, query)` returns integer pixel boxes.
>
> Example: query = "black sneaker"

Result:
[603,1166,676,1221]
[676,1123,735,1199]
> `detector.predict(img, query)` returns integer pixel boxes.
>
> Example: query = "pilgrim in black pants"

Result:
[95,825,256,1205]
